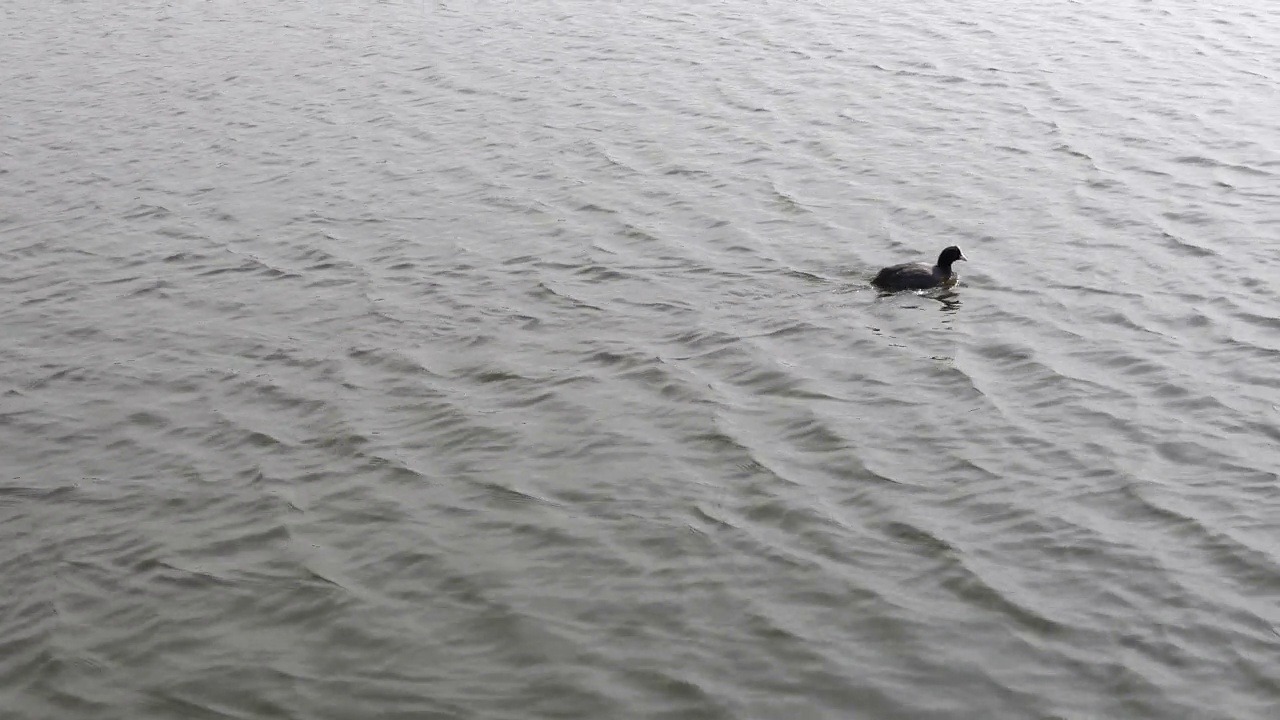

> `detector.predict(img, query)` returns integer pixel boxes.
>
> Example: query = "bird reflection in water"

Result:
[934,290,962,312]
[870,286,962,313]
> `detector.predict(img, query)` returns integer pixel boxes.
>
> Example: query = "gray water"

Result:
[2,1,1278,718]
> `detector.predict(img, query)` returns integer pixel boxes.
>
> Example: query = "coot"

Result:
[872,246,967,291]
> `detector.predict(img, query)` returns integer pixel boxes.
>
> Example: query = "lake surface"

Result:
[2,1,1278,717]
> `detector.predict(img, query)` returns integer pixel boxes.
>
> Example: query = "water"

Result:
[2,0,1278,717]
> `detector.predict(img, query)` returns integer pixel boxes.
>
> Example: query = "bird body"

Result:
[872,246,967,291]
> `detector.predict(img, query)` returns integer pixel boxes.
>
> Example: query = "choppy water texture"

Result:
[3,0,1279,717]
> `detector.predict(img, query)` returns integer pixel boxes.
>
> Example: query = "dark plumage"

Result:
[872,246,967,291]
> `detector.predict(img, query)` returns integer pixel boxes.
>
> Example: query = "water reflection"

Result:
[933,290,962,312]
[870,287,962,313]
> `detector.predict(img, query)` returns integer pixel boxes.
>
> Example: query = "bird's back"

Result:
[872,262,942,290]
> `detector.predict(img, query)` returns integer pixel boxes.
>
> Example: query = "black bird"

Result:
[872,246,967,291]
